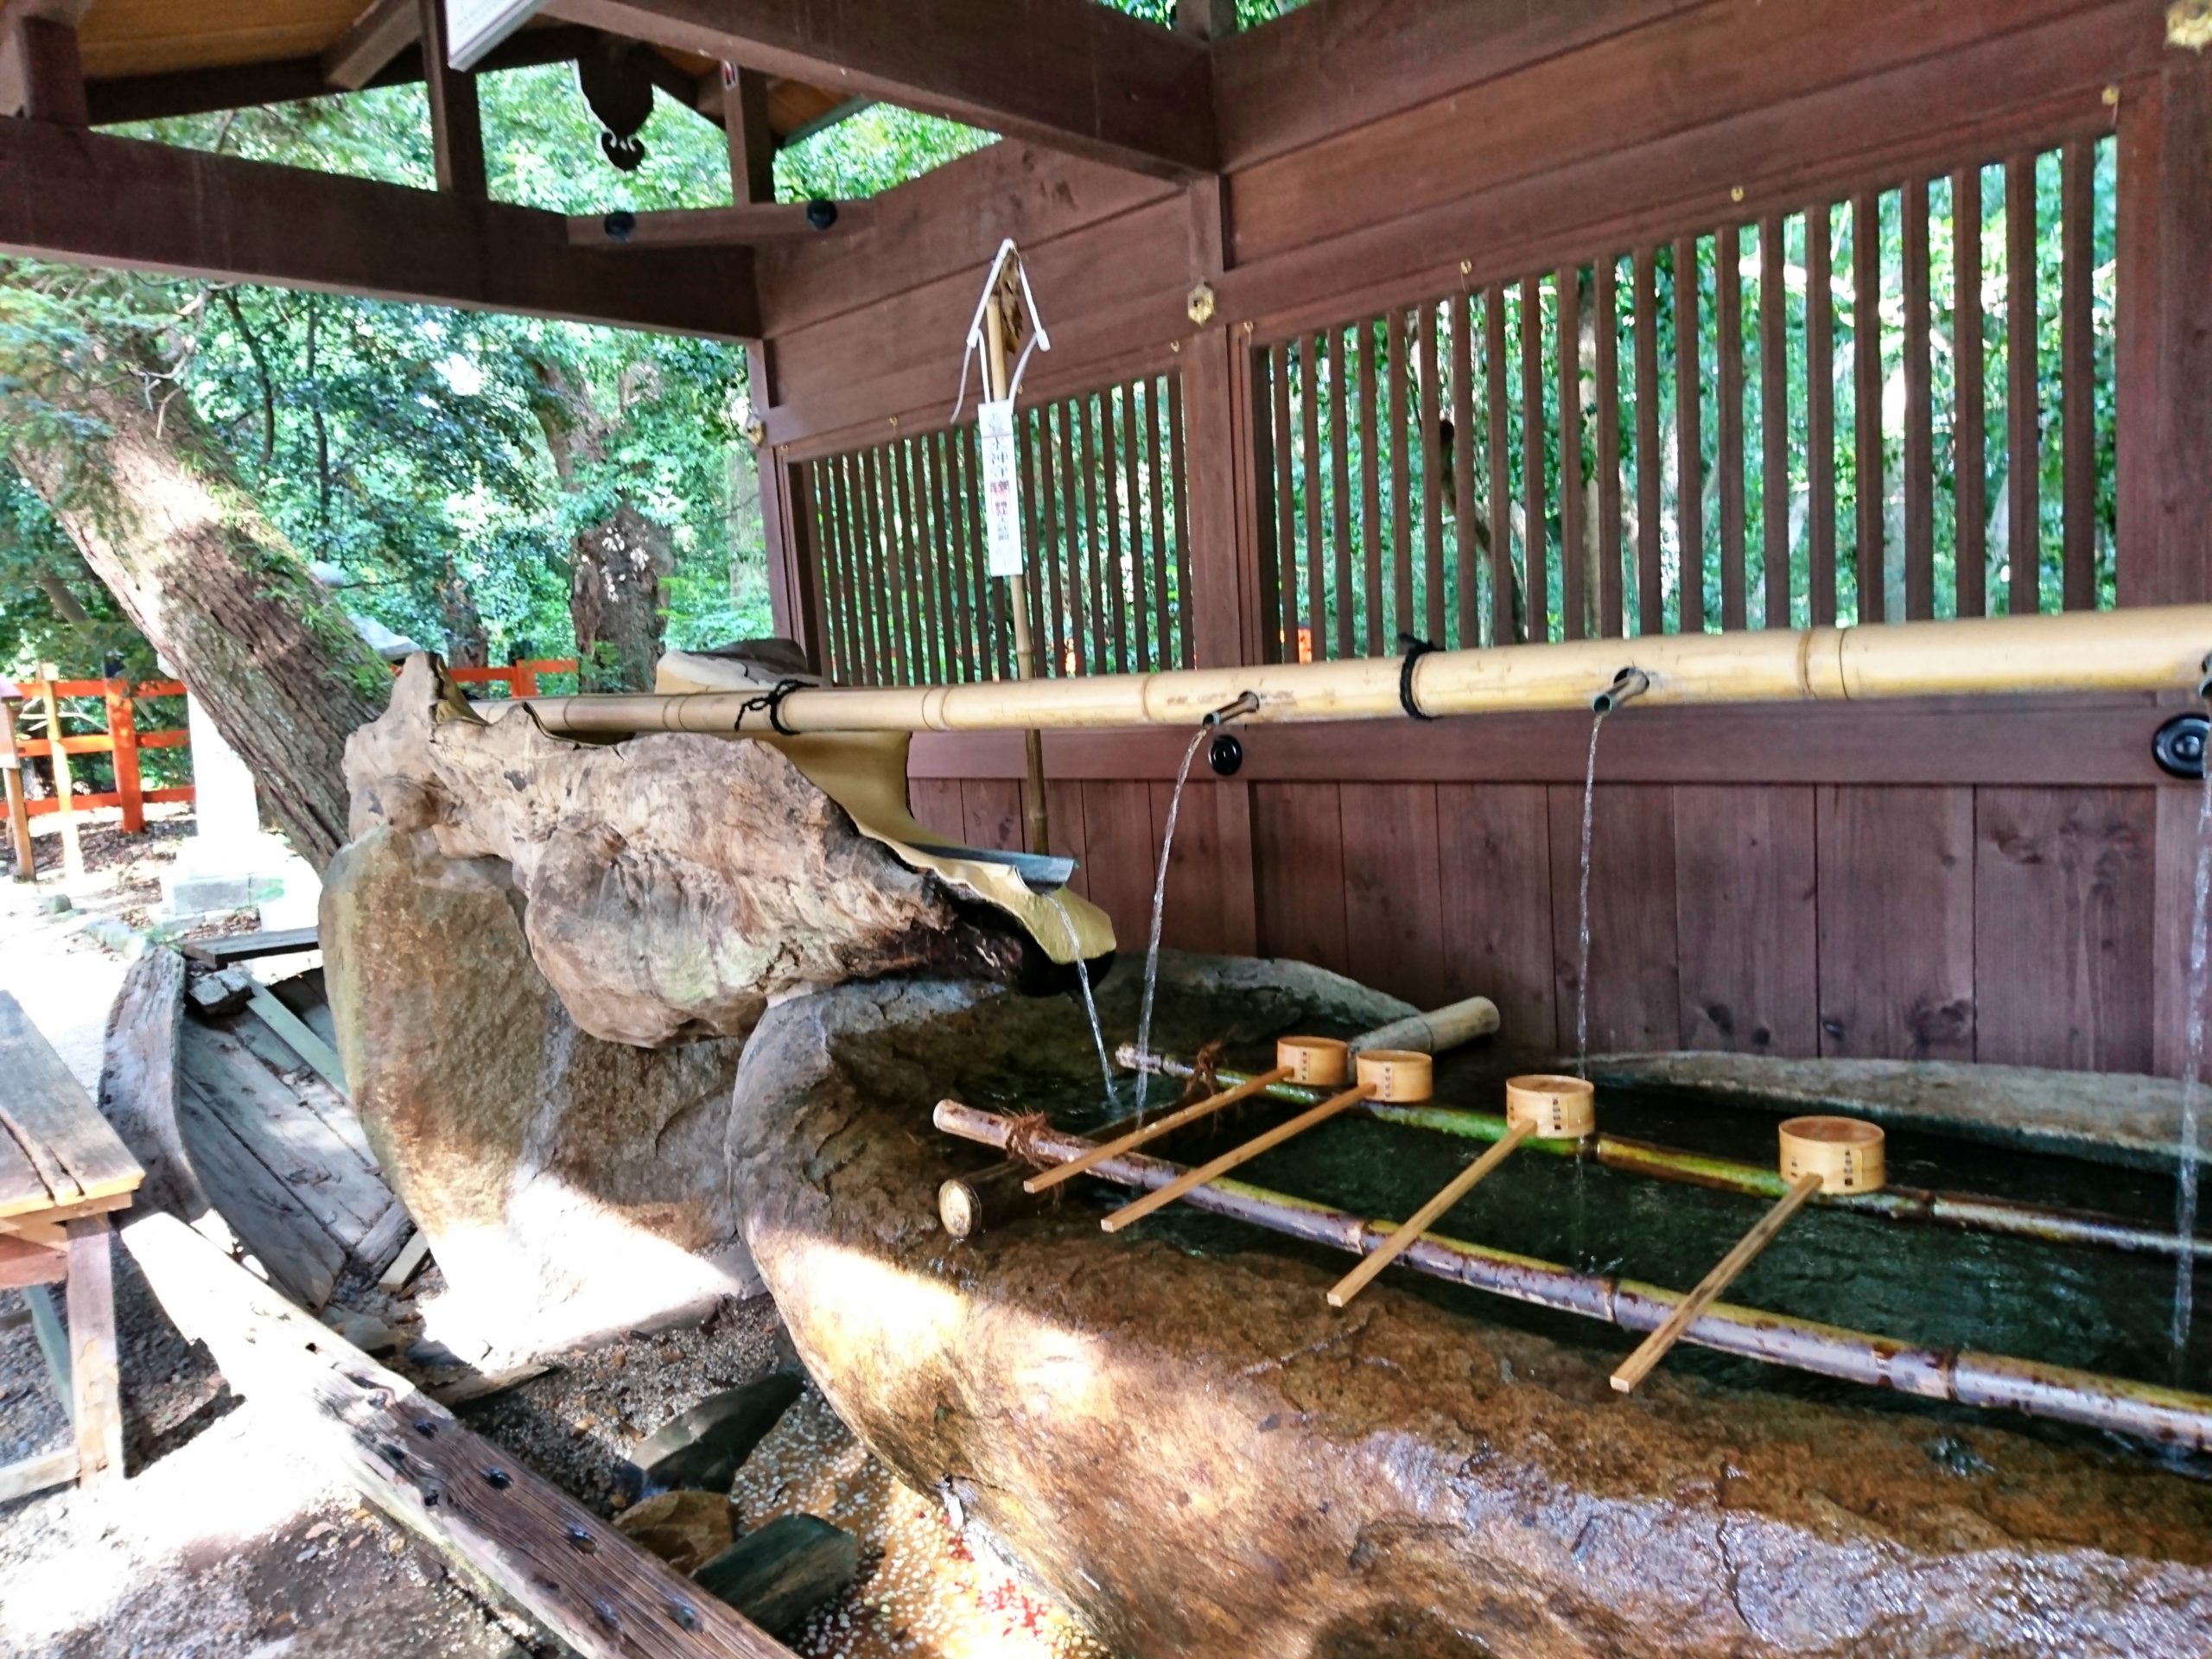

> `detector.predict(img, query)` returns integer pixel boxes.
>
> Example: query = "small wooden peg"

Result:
[1327,1118,1535,1308]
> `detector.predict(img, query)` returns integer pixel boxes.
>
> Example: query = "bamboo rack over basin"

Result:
[1122,1049,2212,1263]
[932,1100,2212,1452]
[519,606,2212,737]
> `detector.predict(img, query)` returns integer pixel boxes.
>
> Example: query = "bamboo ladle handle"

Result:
[1610,1172,1822,1395]
[1101,1083,1375,1234]
[1327,1118,1535,1308]
[1024,1065,1294,1194]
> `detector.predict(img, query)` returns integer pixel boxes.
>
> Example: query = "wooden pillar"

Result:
[416,0,486,200]
[725,66,776,206]
[2119,48,2212,605]
[64,1217,122,1484]
[105,679,143,835]
[0,7,89,127]
[749,340,823,667]
[36,664,80,883]
[1175,0,1236,39]
[1179,327,1253,669]
[0,701,31,880]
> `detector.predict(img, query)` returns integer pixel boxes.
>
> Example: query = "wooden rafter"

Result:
[0,119,760,338]
[569,200,862,245]
[322,0,419,92]
[539,0,1218,177]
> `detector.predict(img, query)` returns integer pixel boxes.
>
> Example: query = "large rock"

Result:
[728,956,2212,1659]
[322,824,757,1352]
[342,655,1027,1047]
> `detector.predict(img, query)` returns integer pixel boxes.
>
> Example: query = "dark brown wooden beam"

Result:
[0,120,758,338]
[0,6,86,124]
[540,0,1217,177]
[323,0,421,92]
[726,64,775,203]
[84,25,600,126]
[568,200,861,244]
[419,0,487,198]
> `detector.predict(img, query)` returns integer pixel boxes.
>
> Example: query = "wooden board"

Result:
[1974,786,2156,1072]
[175,1075,343,1310]
[959,779,1023,855]
[1547,784,1681,1054]
[1672,785,1819,1057]
[246,982,346,1095]
[1815,786,1976,1060]
[0,990,141,1215]
[121,1212,799,1659]
[181,925,318,965]
[1077,780,1159,950]
[1251,782,1347,972]
[1340,783,1447,1009]
[1146,779,1256,957]
[181,1027,392,1255]
[1435,783,1556,1052]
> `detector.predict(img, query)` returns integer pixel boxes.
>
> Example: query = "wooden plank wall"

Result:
[911,705,2190,1076]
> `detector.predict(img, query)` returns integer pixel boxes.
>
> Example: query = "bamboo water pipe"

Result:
[932,1099,2212,1451]
[519,605,2212,739]
[1327,1075,1593,1308]
[1611,1117,1886,1392]
[1125,1049,2212,1263]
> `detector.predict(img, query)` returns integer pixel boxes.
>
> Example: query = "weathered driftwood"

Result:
[1133,1050,2212,1262]
[935,1099,2212,1451]
[98,947,220,1226]
[121,1213,799,1659]
[693,1516,861,1637]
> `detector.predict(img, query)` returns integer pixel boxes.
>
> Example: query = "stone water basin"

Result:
[728,954,2212,1659]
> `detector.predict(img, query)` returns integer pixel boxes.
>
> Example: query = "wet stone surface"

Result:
[728,953,2212,1659]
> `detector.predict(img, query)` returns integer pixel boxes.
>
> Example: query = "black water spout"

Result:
[1592,667,1650,715]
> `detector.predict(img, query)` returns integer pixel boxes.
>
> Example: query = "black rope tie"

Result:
[734,677,807,736]
[1398,632,1440,721]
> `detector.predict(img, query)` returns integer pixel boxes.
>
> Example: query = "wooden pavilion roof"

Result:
[60,0,849,138]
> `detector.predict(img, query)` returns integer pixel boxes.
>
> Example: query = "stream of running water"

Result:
[1573,709,1609,1079]
[2174,714,2212,1376]
[1046,888,1118,1114]
[1130,724,1215,1116]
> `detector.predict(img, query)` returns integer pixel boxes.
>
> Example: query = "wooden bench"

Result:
[0,991,143,1500]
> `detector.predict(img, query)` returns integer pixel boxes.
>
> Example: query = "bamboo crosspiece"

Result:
[1100,1048,1430,1234]
[1611,1114,1885,1394]
[1328,1119,1533,1307]
[1025,1035,1346,1196]
[1327,1073,1595,1308]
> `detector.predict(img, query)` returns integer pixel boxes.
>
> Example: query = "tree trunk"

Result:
[569,500,668,694]
[530,359,671,694]
[8,341,390,870]
[436,557,489,669]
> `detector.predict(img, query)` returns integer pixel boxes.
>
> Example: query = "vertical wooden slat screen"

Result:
[1485,291,1514,647]
[1954,166,1987,620]
[1853,192,1885,626]
[1806,207,1837,627]
[1557,268,1586,641]
[1758,215,1791,630]
[1328,327,1356,659]
[1903,177,1935,621]
[1520,277,1548,646]
[1594,258,1624,641]
[1448,296,1478,649]
[1631,248,1662,637]
[2006,154,2041,617]
[797,365,1190,685]
[1716,226,1746,632]
[2061,137,2095,613]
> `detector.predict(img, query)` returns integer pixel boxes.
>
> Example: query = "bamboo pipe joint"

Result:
[1778,1116,1886,1195]
[1354,1048,1433,1103]
[1505,1074,1597,1139]
[1278,1035,1350,1086]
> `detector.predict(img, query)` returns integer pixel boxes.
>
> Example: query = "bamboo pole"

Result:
[1610,1173,1821,1393]
[1345,995,1499,1058]
[519,603,2212,739]
[983,267,1050,855]
[1327,1119,1534,1307]
[1023,1065,1293,1194]
[1097,1082,1374,1233]
[1128,1050,2212,1262]
[932,1100,2212,1450]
